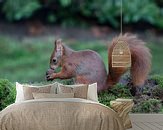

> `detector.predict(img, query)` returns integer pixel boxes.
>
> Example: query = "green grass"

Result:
[0,36,163,82]
[148,43,163,75]
[0,37,52,82]
[151,75,163,87]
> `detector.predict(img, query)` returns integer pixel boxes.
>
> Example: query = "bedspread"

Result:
[0,98,125,130]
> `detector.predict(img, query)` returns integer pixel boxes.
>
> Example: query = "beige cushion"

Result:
[57,84,88,99]
[32,93,74,99]
[15,82,58,103]
[110,99,134,129]
[57,83,98,102]
[23,86,51,100]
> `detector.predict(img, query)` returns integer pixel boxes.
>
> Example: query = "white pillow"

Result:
[15,82,24,103]
[15,82,58,103]
[87,83,98,102]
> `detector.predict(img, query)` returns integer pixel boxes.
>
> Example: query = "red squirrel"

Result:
[46,34,151,95]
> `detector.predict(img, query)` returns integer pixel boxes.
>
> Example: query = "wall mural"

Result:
[46,33,151,96]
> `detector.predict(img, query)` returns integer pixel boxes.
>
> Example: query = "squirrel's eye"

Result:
[53,58,57,64]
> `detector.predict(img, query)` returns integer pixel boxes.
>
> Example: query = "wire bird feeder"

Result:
[112,40,131,68]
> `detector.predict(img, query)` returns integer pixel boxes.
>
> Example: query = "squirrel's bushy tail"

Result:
[107,33,151,88]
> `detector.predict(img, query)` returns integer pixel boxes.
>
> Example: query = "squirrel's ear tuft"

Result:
[54,39,63,50]
[54,39,62,46]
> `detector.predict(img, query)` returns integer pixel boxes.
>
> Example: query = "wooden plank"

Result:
[156,122,163,126]
[129,114,163,122]
[152,123,163,129]
[128,114,163,130]
[144,122,161,130]
[131,122,144,130]
[127,123,163,130]
[135,122,152,130]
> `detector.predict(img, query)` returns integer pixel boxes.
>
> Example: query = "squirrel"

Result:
[46,33,151,95]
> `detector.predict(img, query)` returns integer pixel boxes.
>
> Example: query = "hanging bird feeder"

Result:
[112,39,131,68]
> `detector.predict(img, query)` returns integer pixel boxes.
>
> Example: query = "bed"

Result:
[0,82,133,130]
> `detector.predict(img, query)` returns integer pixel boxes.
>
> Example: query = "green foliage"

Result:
[150,75,163,100]
[0,79,16,111]
[123,0,160,25]
[80,0,120,27]
[59,0,71,7]
[152,85,163,100]
[109,83,132,97]
[132,99,162,113]
[98,83,133,107]
[47,14,57,23]
[98,91,117,107]
[98,82,163,113]
[151,75,163,87]
[3,0,41,21]
[1,0,163,28]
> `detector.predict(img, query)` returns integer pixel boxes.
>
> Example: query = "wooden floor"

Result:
[128,114,163,130]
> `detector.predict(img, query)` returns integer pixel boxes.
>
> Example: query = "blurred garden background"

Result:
[0,0,163,111]
[0,0,163,82]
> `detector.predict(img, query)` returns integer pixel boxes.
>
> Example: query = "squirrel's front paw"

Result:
[46,74,53,81]
[46,69,55,81]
